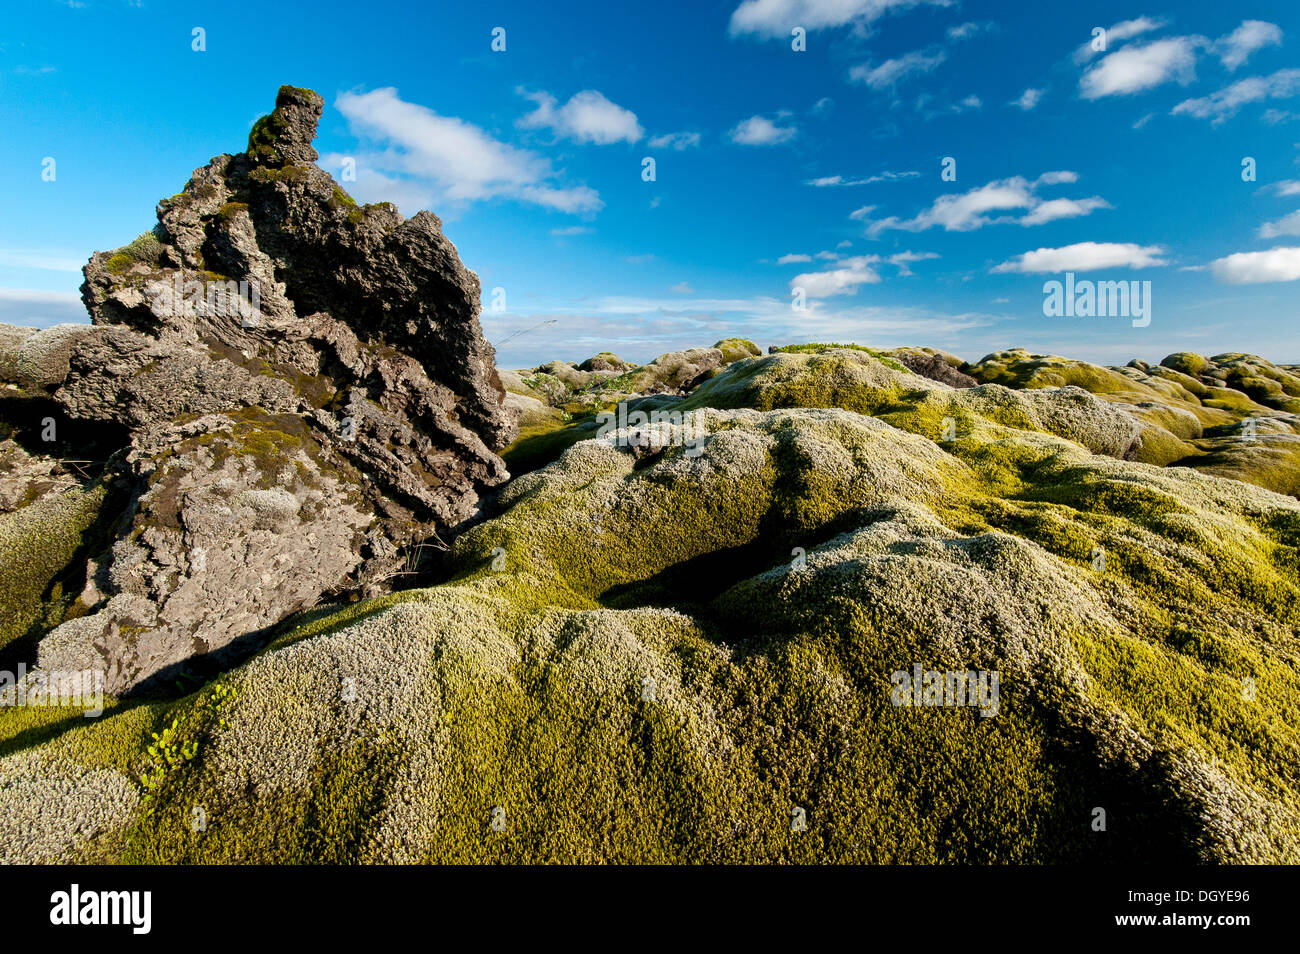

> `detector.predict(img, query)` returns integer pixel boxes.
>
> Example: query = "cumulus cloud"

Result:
[1172,68,1300,124]
[1259,210,1300,239]
[648,131,701,150]
[791,255,883,297]
[777,253,813,264]
[991,242,1168,273]
[1080,36,1201,99]
[850,48,947,89]
[518,88,643,144]
[1010,87,1044,110]
[863,172,1107,235]
[1210,246,1300,282]
[728,0,953,39]
[1214,20,1282,71]
[730,114,797,145]
[333,88,602,215]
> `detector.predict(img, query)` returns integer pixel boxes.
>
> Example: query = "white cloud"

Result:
[333,88,602,215]
[1073,17,1170,64]
[1080,36,1202,99]
[730,114,797,145]
[1172,68,1300,124]
[1267,180,1300,196]
[805,169,918,187]
[791,255,882,297]
[728,0,954,39]
[991,242,1168,273]
[777,253,813,264]
[549,226,592,236]
[947,21,994,41]
[1214,20,1282,71]
[887,251,939,276]
[1132,112,1155,129]
[1210,246,1300,283]
[1262,108,1300,124]
[849,205,876,221]
[850,48,947,89]
[1260,209,1300,239]
[1010,88,1044,110]
[0,287,86,329]
[864,173,1106,235]
[0,250,85,272]
[1019,196,1113,226]
[518,88,643,145]
[670,282,694,294]
[648,131,701,150]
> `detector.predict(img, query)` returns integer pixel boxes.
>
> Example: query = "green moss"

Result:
[104,230,164,274]
[773,343,907,371]
[0,483,108,657]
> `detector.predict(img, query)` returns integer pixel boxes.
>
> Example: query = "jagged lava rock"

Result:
[17,84,516,693]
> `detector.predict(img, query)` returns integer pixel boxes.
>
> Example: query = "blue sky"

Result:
[1,0,1298,368]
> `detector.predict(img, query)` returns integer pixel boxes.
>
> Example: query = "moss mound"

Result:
[6,385,1298,862]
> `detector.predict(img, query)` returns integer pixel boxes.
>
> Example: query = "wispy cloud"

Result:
[728,0,954,39]
[1214,20,1282,71]
[1009,88,1044,111]
[0,250,85,273]
[863,172,1109,235]
[1259,210,1300,239]
[850,48,947,89]
[647,131,701,150]
[805,170,918,187]
[1173,68,1300,124]
[1072,16,1170,65]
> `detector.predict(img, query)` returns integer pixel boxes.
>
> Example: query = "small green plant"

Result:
[138,681,235,815]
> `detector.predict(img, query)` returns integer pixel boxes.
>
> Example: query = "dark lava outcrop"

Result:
[0,85,516,693]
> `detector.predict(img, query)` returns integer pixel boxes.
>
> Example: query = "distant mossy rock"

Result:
[13,402,1299,862]
[712,338,761,364]
[578,352,632,373]
[680,349,1144,460]
[964,348,1300,493]
[603,347,725,396]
